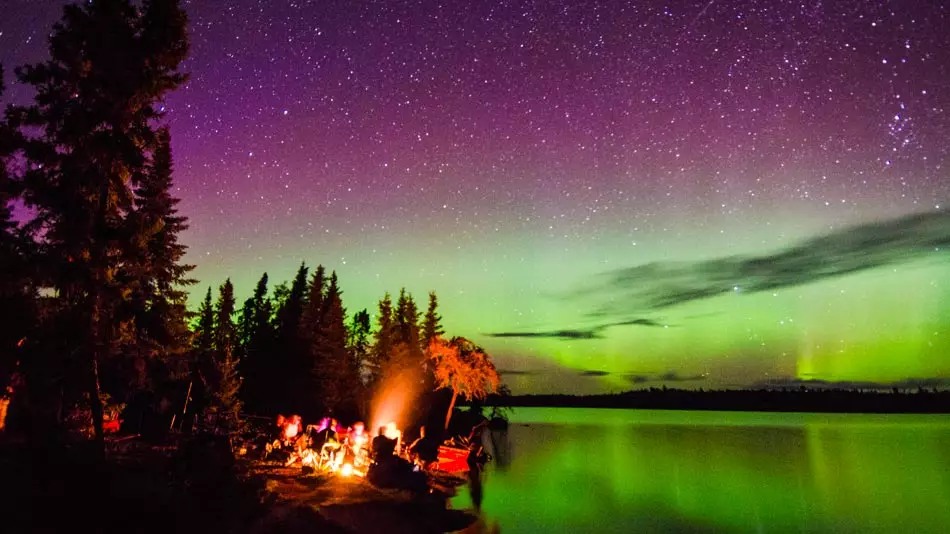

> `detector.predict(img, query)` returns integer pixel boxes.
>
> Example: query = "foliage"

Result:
[207,279,241,429]
[427,336,501,428]
[237,272,274,413]
[311,271,361,417]
[347,309,371,379]
[273,262,308,412]
[420,291,443,349]
[368,292,395,387]
[8,0,189,447]
[419,291,443,389]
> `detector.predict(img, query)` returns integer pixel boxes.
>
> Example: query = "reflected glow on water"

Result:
[452,408,950,533]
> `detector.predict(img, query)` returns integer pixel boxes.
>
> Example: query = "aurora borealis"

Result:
[3,1,949,393]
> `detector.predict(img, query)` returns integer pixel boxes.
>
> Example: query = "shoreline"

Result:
[483,387,950,414]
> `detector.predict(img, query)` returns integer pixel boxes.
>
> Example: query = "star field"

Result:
[2,0,949,393]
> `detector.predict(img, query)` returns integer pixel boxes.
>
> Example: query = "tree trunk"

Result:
[444,389,458,430]
[88,354,105,458]
[88,289,106,458]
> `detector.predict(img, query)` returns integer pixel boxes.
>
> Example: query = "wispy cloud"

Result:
[622,371,708,384]
[579,370,611,377]
[487,318,667,340]
[585,210,950,314]
[658,371,708,382]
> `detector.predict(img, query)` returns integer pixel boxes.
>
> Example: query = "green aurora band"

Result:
[189,209,950,394]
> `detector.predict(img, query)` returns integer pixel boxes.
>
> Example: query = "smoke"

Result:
[369,363,423,436]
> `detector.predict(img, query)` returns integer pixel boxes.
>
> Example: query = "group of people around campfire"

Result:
[262,413,491,493]
[265,415,422,477]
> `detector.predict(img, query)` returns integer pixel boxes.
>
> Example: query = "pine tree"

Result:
[273,262,308,411]
[125,128,194,381]
[368,293,395,388]
[210,279,241,428]
[191,286,214,419]
[12,0,188,449]
[394,288,423,374]
[420,291,443,349]
[193,287,215,365]
[300,265,326,345]
[237,272,273,413]
[0,65,36,404]
[420,291,443,389]
[313,271,356,416]
[295,264,326,414]
[347,309,371,381]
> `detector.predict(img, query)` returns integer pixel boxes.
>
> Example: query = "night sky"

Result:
[3,0,949,394]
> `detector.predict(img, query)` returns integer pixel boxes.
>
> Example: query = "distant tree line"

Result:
[490,387,950,414]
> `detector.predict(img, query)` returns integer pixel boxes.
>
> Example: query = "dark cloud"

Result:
[623,371,707,384]
[579,370,611,377]
[488,329,601,340]
[487,318,667,340]
[659,371,708,382]
[753,376,950,390]
[585,210,950,314]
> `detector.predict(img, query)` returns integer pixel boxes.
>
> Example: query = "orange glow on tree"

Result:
[427,336,501,429]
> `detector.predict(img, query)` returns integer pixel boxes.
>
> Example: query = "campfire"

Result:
[276,414,301,442]
[262,414,378,478]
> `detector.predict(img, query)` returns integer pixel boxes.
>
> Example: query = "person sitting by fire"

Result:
[368,423,428,491]
[319,418,344,467]
[408,425,440,469]
[346,421,369,467]
[372,425,397,461]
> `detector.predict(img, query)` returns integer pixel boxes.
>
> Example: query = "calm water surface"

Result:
[450,408,950,533]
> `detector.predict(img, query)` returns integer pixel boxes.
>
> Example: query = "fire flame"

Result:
[341,463,353,477]
[384,421,401,441]
[369,366,421,438]
[278,414,302,440]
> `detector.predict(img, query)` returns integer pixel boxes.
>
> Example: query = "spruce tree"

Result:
[420,291,443,389]
[192,287,214,410]
[238,272,274,413]
[394,288,423,372]
[313,271,356,416]
[273,262,308,411]
[347,309,371,382]
[300,265,326,344]
[210,279,241,428]
[193,287,215,366]
[126,128,194,381]
[12,0,188,449]
[298,264,326,415]
[369,293,395,388]
[420,291,443,350]
[0,65,36,403]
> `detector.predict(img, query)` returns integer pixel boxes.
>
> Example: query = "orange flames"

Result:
[369,366,420,439]
[277,414,302,441]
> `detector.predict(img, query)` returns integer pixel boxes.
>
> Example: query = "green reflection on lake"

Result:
[452,408,950,533]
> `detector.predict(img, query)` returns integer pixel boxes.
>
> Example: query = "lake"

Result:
[450,408,950,533]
